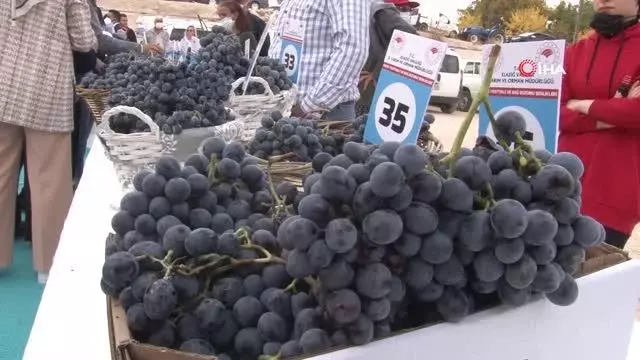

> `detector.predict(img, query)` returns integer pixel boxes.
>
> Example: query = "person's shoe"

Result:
[37,272,49,284]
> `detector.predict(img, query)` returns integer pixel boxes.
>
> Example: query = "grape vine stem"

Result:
[442,44,501,171]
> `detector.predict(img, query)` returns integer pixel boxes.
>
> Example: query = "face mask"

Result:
[155,22,163,30]
[590,12,639,38]
[104,17,112,25]
[220,17,234,31]
[399,12,411,23]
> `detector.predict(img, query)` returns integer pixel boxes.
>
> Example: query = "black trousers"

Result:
[604,226,629,249]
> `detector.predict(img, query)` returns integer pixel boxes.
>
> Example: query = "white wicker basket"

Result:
[97,106,175,186]
[229,76,297,140]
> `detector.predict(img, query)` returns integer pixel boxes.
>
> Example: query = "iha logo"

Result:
[517,58,565,77]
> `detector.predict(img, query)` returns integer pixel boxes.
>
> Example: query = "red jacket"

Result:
[559,23,640,235]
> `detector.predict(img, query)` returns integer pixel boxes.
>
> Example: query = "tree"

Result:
[548,0,594,41]
[506,6,547,35]
[458,0,546,28]
[457,11,482,28]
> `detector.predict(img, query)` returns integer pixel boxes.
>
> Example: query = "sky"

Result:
[421,0,573,21]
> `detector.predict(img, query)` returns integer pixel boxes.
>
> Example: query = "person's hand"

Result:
[95,59,106,74]
[566,99,594,114]
[359,71,376,90]
[291,103,306,118]
[142,43,163,55]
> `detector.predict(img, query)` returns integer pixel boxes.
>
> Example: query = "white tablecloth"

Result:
[21,142,640,360]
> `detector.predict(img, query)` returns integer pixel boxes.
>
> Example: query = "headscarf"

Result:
[11,0,48,19]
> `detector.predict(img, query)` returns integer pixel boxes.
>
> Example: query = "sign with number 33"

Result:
[279,19,304,83]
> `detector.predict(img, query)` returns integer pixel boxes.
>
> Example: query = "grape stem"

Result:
[265,156,289,218]
[207,154,220,185]
[441,44,501,171]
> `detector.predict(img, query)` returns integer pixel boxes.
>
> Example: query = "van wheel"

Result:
[458,89,472,112]
[440,104,456,114]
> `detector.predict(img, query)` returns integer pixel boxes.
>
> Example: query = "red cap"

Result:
[385,0,420,8]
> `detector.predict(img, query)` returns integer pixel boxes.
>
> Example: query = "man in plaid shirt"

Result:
[270,0,370,120]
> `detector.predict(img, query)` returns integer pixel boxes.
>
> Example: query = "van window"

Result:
[463,62,474,74]
[474,62,480,74]
[441,54,459,73]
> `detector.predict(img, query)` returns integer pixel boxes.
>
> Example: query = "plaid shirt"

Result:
[269,0,370,113]
[0,0,96,132]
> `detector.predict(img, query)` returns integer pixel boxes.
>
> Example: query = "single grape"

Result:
[393,144,428,177]
[490,199,528,239]
[234,328,263,358]
[102,251,139,289]
[473,250,505,282]
[494,237,525,264]
[439,178,473,212]
[572,215,605,247]
[459,211,493,251]
[318,260,355,291]
[545,274,578,306]
[356,262,393,299]
[452,155,492,190]
[362,209,403,245]
[531,164,575,201]
[548,152,584,180]
[529,240,557,265]
[346,315,374,345]
[532,263,564,293]
[405,258,434,290]
[408,170,442,203]
[286,217,319,251]
[401,202,438,235]
[521,210,558,246]
[554,224,575,246]
[297,194,333,228]
[212,277,244,307]
[420,231,454,264]
[555,244,586,275]
[497,280,531,306]
[505,254,537,289]
[434,256,465,286]
[436,287,470,322]
[325,289,361,325]
[143,279,178,320]
[300,328,332,353]
[325,218,358,253]
[394,232,422,257]
[369,162,405,198]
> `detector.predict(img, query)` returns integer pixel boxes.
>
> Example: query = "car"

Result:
[507,32,556,42]
[459,23,505,44]
[415,13,459,38]
[430,48,462,114]
[458,59,481,112]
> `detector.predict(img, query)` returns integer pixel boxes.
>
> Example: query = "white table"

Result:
[22,143,640,360]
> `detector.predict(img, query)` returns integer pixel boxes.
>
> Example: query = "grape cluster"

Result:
[286,136,601,328]
[108,112,150,134]
[248,112,345,161]
[235,57,294,95]
[80,31,253,133]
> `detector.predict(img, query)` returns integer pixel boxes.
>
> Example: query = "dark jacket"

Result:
[114,24,138,43]
[558,23,640,234]
[357,1,418,115]
[249,13,270,57]
[73,50,97,77]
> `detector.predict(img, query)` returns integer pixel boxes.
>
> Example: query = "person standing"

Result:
[218,1,259,51]
[114,13,137,42]
[145,17,170,52]
[179,25,201,53]
[233,0,270,56]
[0,0,97,282]
[559,0,640,248]
[357,0,418,116]
[269,0,370,120]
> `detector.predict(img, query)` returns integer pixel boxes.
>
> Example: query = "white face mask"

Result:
[220,17,234,31]
[155,22,163,30]
[399,12,411,23]
[104,17,112,25]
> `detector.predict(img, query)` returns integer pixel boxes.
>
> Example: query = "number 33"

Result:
[378,97,408,133]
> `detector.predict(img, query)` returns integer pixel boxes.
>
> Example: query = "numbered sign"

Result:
[479,40,566,152]
[364,30,447,144]
[279,19,304,83]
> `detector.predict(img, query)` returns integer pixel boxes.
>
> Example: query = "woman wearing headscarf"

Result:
[559,0,640,248]
[180,25,202,54]
[218,1,266,55]
[0,0,96,282]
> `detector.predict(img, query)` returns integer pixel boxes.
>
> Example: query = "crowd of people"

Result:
[0,0,638,285]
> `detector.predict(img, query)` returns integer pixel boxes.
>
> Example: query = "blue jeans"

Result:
[324,101,356,121]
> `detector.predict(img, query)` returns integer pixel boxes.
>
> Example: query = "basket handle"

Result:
[99,106,161,137]
[230,76,275,100]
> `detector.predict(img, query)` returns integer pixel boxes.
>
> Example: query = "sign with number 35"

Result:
[279,19,304,83]
[364,30,448,144]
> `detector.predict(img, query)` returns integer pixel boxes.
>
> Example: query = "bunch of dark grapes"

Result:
[80,30,250,133]
[248,111,345,161]
[108,112,150,134]
[235,57,294,95]
[285,134,601,331]
[100,111,604,359]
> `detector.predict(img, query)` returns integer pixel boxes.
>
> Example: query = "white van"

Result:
[459,59,481,112]
[430,48,462,114]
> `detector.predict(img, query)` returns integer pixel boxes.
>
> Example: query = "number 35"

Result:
[378,97,408,133]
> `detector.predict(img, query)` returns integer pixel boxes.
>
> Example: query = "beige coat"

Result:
[0,0,96,132]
